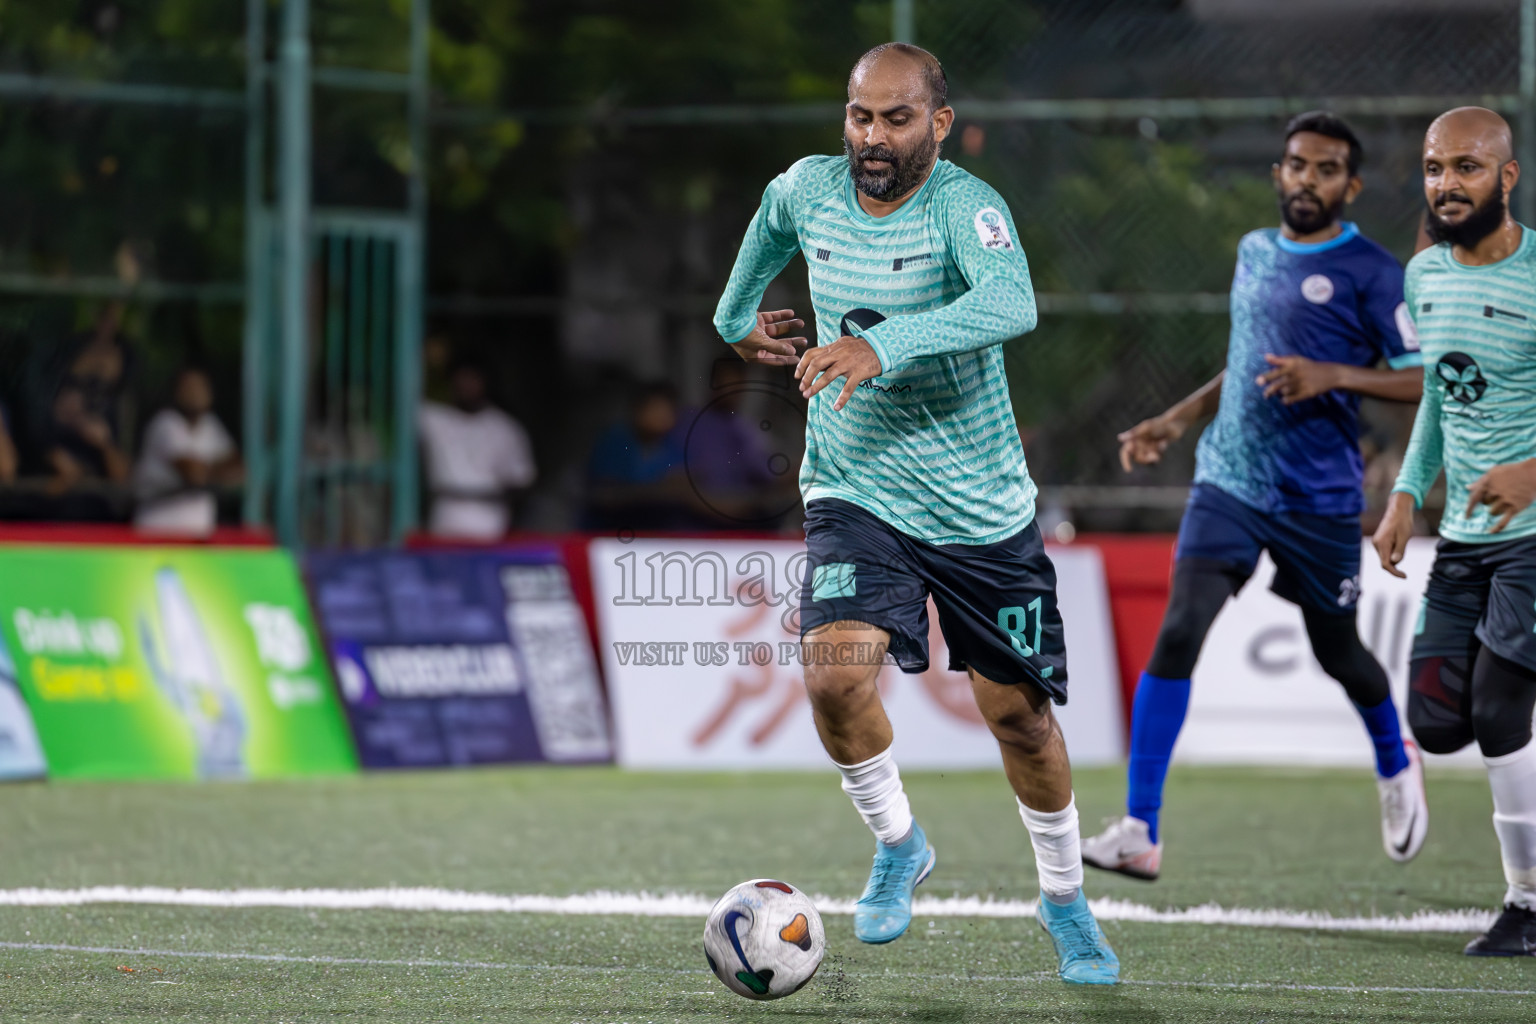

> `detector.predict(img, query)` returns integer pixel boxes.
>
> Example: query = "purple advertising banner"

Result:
[307,548,612,768]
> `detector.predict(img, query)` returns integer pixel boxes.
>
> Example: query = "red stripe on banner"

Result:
[0,524,275,547]
[1085,535,1177,732]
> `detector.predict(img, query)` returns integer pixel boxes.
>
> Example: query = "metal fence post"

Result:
[392,0,430,541]
[243,0,268,528]
[275,0,311,547]
[393,227,422,542]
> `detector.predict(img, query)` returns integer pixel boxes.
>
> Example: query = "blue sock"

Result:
[1354,697,1409,778]
[1126,672,1192,845]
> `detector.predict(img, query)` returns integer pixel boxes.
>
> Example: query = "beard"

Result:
[1278,186,1345,236]
[845,127,938,201]
[1426,182,1507,249]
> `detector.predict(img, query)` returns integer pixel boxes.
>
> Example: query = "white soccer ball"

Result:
[702,878,826,1000]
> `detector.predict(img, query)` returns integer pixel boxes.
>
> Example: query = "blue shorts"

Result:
[798,498,1068,703]
[1176,484,1363,615]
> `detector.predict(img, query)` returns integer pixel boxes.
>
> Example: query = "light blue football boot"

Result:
[853,823,936,944]
[1036,890,1120,984]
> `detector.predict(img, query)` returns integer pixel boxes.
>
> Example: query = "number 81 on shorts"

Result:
[998,597,1044,657]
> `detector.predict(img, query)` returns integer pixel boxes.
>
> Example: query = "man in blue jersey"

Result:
[1375,107,1536,955]
[713,43,1118,984]
[1083,113,1429,881]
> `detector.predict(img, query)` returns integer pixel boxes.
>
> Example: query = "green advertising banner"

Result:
[0,546,358,780]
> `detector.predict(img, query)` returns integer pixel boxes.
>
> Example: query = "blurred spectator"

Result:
[422,332,454,405]
[40,383,130,521]
[66,302,132,440]
[418,360,536,540]
[584,381,690,530]
[44,384,129,490]
[66,243,144,445]
[134,367,243,535]
[684,359,797,525]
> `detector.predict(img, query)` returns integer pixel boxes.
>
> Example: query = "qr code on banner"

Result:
[501,566,613,763]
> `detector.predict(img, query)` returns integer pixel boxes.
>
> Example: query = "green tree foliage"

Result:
[0,1,1300,495]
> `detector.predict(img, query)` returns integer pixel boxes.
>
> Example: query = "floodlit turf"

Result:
[2,765,1533,1022]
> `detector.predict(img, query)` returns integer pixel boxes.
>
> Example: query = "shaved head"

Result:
[1427,106,1514,163]
[1422,106,1521,252]
[849,42,947,112]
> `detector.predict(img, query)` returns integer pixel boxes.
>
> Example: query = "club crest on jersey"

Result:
[1301,274,1334,304]
[974,208,1013,250]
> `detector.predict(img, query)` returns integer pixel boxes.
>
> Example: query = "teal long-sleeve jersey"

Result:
[713,155,1040,545]
[1393,229,1536,543]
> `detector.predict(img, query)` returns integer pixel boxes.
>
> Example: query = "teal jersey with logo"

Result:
[1394,227,1536,543]
[713,155,1039,545]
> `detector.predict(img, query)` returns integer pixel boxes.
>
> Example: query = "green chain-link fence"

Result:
[1,1,1528,536]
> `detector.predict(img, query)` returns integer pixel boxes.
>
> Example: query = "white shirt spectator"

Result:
[418,400,536,539]
[134,408,236,535]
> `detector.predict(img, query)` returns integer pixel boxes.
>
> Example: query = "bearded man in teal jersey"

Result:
[1376,107,1536,957]
[712,43,1118,985]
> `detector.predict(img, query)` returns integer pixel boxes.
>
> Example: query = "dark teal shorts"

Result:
[798,498,1067,703]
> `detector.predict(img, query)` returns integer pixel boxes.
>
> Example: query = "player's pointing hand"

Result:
[796,335,883,411]
[1117,415,1187,473]
[730,309,808,367]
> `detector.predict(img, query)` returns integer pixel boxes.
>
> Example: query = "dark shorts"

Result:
[1411,534,1536,674]
[1176,484,1363,615]
[798,498,1067,703]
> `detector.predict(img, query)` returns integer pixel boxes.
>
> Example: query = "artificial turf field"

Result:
[1,765,1533,1022]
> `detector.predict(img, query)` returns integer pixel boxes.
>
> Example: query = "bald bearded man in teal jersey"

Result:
[713,43,1118,985]
[1377,107,1536,957]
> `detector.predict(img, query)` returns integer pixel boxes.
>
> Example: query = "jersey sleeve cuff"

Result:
[715,314,758,346]
[1390,484,1424,509]
[853,325,893,375]
[1387,352,1424,370]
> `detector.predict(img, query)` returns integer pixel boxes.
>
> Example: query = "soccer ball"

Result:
[702,879,826,1000]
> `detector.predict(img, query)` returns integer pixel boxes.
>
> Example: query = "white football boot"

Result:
[1081,815,1162,881]
[1378,739,1428,863]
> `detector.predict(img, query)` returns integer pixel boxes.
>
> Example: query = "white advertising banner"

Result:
[590,538,1125,769]
[1183,537,1486,767]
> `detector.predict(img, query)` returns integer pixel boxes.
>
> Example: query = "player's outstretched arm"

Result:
[713,170,803,353]
[1256,357,1422,405]
[730,309,808,366]
[1117,372,1224,472]
[1376,379,1445,575]
[853,188,1037,371]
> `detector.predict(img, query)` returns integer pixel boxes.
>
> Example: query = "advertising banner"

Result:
[0,546,357,780]
[1183,538,1487,767]
[308,549,612,768]
[590,538,1124,769]
[0,646,45,780]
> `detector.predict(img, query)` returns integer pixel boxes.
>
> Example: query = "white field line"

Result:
[0,886,1499,934]
[1,940,1533,998]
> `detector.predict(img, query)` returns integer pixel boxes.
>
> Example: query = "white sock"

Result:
[1486,740,1536,911]
[1017,794,1084,903]
[834,747,914,847]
